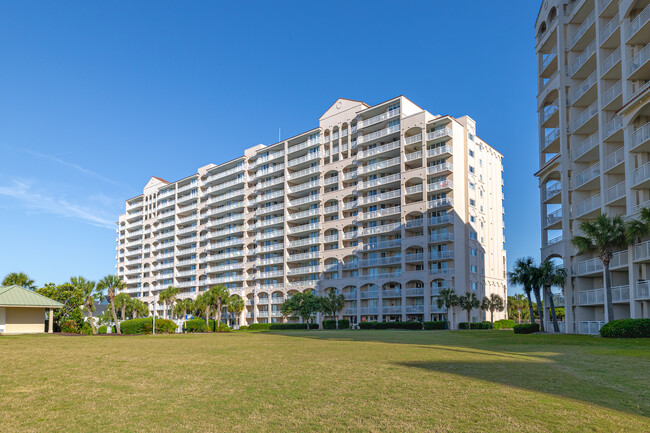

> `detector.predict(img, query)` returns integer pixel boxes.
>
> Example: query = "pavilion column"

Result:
[48,309,54,333]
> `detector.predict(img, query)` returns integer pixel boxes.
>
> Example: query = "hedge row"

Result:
[600,319,650,338]
[120,318,177,334]
[359,321,422,330]
[423,321,448,330]
[458,321,493,330]
[322,319,351,329]
[98,325,108,334]
[247,323,314,331]
[514,323,540,334]
[493,319,516,330]
[184,319,231,333]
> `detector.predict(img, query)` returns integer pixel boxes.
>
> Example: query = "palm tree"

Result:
[572,214,634,323]
[508,257,537,326]
[226,295,245,328]
[207,285,230,325]
[70,276,99,334]
[321,289,345,329]
[159,286,180,319]
[538,260,567,333]
[194,293,212,328]
[509,294,527,324]
[2,272,36,290]
[529,265,546,332]
[458,292,480,326]
[481,294,505,326]
[97,275,125,335]
[436,288,459,330]
[114,293,131,321]
[129,298,149,319]
[173,298,194,320]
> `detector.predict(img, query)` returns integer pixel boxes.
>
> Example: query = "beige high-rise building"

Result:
[116,95,507,328]
[535,0,650,334]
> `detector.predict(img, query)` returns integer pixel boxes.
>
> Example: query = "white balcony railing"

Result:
[575,194,601,217]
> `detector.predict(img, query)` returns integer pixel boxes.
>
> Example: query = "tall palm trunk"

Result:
[533,288,545,332]
[603,261,615,322]
[132,309,137,319]
[88,308,97,334]
[490,309,494,325]
[110,295,121,334]
[517,309,521,324]
[525,291,535,325]
[545,284,560,333]
[121,305,127,322]
[217,301,222,325]
[204,306,210,328]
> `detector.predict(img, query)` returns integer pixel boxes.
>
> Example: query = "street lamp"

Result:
[153,292,158,335]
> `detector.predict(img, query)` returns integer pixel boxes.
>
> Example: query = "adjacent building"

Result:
[116,95,507,328]
[535,0,650,333]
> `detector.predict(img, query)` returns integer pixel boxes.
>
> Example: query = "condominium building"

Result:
[535,0,650,334]
[116,95,507,328]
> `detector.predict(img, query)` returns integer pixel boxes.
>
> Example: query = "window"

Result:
[469,182,475,191]
[471,249,477,256]
[470,199,476,207]
[470,215,476,223]
[469,150,474,157]
[471,282,478,290]
[470,232,477,240]
[469,166,475,174]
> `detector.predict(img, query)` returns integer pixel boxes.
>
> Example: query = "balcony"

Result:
[631,122,650,152]
[357,140,401,159]
[579,321,605,335]
[256,203,284,216]
[256,176,284,191]
[288,194,320,208]
[428,198,453,209]
[543,182,562,202]
[360,189,401,205]
[287,223,319,235]
[633,161,650,187]
[575,194,601,218]
[599,13,619,45]
[572,101,598,133]
[426,128,453,142]
[569,72,597,105]
[287,266,320,275]
[358,256,402,267]
[605,181,625,204]
[429,215,453,226]
[426,145,453,158]
[359,206,401,220]
[288,208,319,221]
[206,164,245,183]
[627,3,650,43]
[358,173,401,190]
[360,239,402,251]
[288,152,321,167]
[359,108,400,128]
[359,156,401,175]
[628,44,650,80]
[543,128,560,150]
[288,165,320,181]
[576,250,627,276]
[603,116,623,140]
[570,41,596,77]
[637,281,650,300]
[288,137,321,154]
[430,251,454,260]
[430,268,454,276]
[573,163,600,189]
[287,237,319,248]
[358,125,400,144]
[601,80,622,110]
[427,162,453,176]
[427,180,453,193]
[429,233,454,243]
[545,208,562,227]
[287,251,320,262]
[569,11,595,49]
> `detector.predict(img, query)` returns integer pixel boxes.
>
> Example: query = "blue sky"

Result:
[0,1,542,292]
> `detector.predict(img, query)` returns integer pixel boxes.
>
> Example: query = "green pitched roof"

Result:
[0,285,64,308]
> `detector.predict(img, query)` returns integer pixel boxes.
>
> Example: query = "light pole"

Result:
[153,293,158,335]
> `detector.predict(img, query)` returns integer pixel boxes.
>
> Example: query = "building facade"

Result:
[535,0,650,334]
[116,96,507,328]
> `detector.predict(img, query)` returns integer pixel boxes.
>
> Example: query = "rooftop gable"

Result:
[319,98,369,122]
[0,285,64,308]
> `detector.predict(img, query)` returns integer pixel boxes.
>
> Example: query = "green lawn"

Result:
[1,330,649,432]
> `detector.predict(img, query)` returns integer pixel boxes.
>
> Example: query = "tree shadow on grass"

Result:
[272,330,650,418]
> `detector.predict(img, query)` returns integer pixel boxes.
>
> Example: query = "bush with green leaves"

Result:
[185,319,209,333]
[493,319,515,330]
[120,318,177,335]
[358,321,422,330]
[247,323,312,331]
[513,323,540,334]
[98,325,108,334]
[600,319,650,338]
[238,325,249,331]
[470,321,493,330]
[60,320,79,334]
[322,319,350,330]
[423,321,447,330]
[215,323,231,333]
[458,322,470,330]
[81,322,93,335]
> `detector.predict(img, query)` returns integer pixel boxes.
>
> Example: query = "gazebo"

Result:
[0,285,63,334]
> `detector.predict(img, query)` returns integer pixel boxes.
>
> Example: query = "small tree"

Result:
[70,276,100,335]
[458,292,480,326]
[436,288,459,330]
[2,272,36,290]
[509,257,537,326]
[159,286,180,319]
[174,298,194,320]
[194,293,212,328]
[207,285,230,325]
[114,293,131,322]
[481,293,505,326]
[97,275,125,335]
[280,291,321,329]
[320,289,345,329]
[508,294,527,324]
[227,295,245,328]
[538,260,567,333]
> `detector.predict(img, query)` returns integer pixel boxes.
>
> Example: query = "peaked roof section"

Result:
[0,285,64,308]
[319,98,369,121]
[144,176,170,190]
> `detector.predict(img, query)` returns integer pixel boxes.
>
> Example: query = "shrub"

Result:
[81,322,93,335]
[248,323,312,331]
[238,325,249,331]
[215,323,231,333]
[423,321,448,330]
[358,321,422,330]
[470,321,493,330]
[322,319,351,330]
[458,322,470,330]
[513,323,540,334]
[60,320,79,334]
[185,319,209,333]
[120,318,177,335]
[98,325,108,334]
[493,319,516,330]
[600,319,650,338]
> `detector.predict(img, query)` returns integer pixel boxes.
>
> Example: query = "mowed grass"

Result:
[1,331,649,433]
